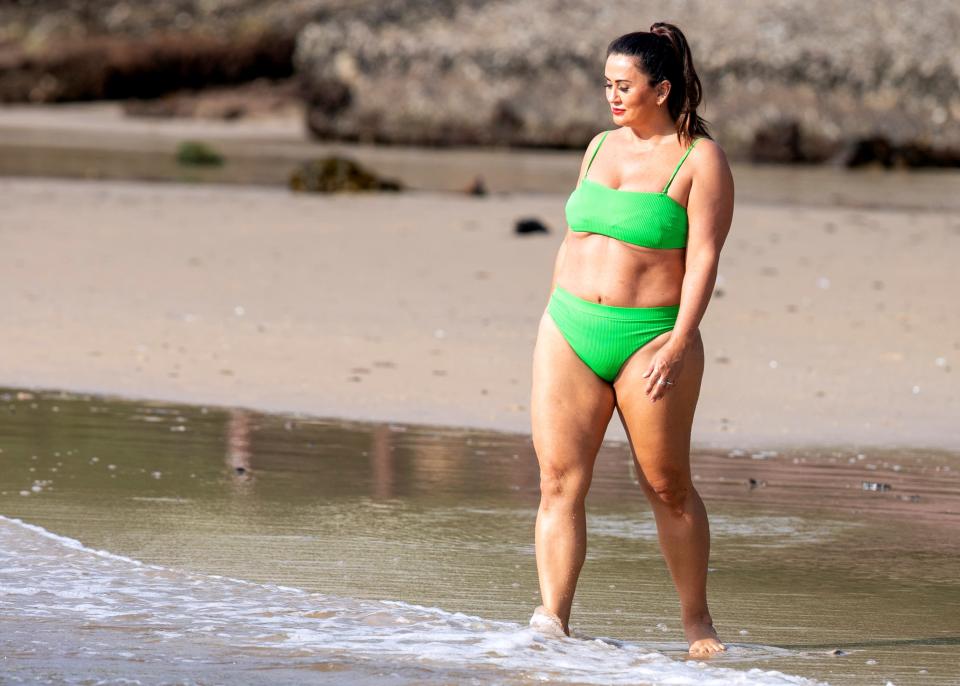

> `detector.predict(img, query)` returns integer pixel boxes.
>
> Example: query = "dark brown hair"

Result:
[607,22,712,144]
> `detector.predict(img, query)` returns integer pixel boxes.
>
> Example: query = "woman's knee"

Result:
[640,469,692,514]
[539,464,591,506]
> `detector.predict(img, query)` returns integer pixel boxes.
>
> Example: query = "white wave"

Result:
[0,514,827,685]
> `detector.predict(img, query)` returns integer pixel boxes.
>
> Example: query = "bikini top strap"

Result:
[662,137,699,193]
[581,130,610,185]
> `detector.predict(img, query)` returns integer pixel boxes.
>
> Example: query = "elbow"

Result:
[685,250,720,273]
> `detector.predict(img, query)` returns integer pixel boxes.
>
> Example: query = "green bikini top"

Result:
[565,130,699,249]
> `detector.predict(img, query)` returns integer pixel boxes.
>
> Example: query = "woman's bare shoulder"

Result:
[688,137,735,207]
[585,129,612,153]
[575,130,613,182]
[691,137,730,167]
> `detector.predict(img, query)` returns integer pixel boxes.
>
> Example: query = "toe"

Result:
[689,638,726,657]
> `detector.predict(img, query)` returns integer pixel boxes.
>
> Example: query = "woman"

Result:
[528,23,734,658]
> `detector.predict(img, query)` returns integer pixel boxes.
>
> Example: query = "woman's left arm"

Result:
[643,139,735,400]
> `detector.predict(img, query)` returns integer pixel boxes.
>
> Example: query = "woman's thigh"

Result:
[612,331,705,485]
[531,311,616,478]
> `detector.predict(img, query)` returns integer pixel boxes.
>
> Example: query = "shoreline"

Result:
[6,379,960,456]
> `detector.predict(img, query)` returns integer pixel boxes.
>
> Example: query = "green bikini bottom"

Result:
[546,284,680,383]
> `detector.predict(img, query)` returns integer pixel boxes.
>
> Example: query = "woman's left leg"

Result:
[612,329,726,657]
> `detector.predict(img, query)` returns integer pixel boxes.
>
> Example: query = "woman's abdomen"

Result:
[555,231,685,307]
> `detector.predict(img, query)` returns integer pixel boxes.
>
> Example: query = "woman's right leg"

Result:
[531,310,616,633]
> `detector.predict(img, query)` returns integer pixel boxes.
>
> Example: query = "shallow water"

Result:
[1,387,958,685]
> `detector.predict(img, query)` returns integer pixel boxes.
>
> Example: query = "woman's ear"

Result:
[657,81,671,105]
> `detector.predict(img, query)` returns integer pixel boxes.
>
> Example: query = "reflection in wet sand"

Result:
[226,408,255,493]
[370,424,395,500]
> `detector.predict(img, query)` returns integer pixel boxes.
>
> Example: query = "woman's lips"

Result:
[611,107,625,114]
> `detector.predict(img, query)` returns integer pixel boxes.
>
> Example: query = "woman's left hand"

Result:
[642,340,688,403]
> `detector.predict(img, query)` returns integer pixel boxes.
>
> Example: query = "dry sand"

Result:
[2,171,957,451]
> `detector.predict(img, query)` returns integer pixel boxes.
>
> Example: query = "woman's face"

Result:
[604,53,668,125]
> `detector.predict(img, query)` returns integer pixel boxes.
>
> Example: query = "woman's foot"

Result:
[683,612,726,657]
[528,605,569,638]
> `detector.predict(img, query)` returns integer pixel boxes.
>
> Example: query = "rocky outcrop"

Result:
[0,0,337,102]
[0,0,334,44]
[294,0,960,162]
[2,0,958,164]
[0,31,295,102]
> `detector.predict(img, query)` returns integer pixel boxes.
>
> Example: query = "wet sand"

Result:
[2,389,958,685]
[1,170,958,451]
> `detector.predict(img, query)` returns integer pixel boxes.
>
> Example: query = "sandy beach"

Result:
[2,158,957,451]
